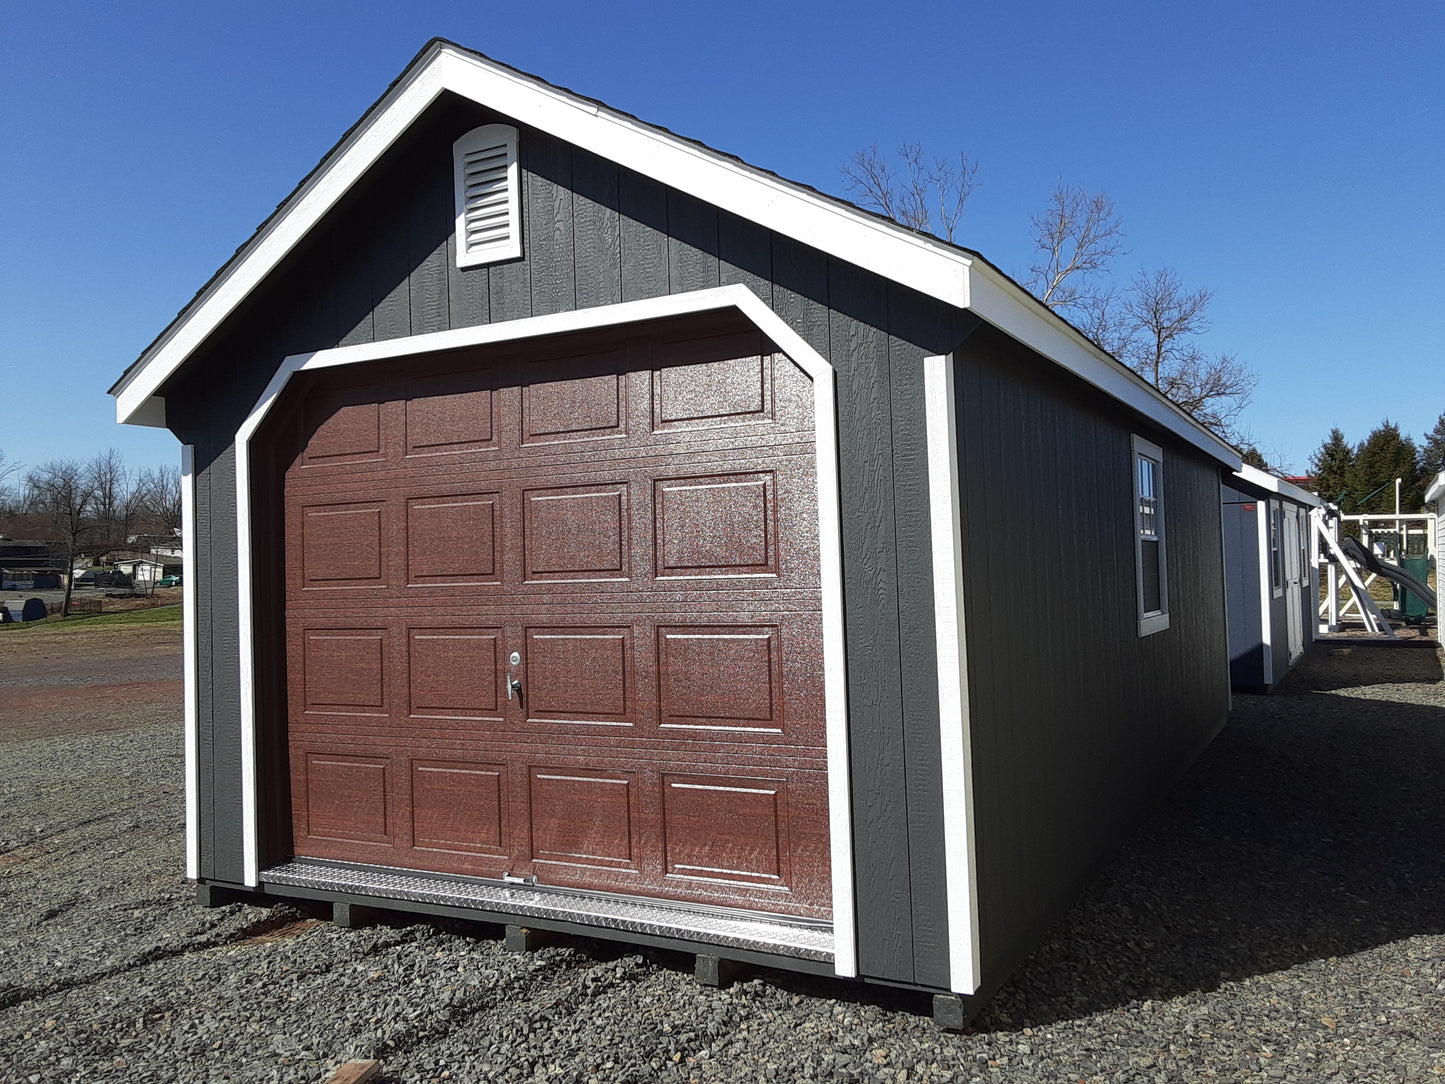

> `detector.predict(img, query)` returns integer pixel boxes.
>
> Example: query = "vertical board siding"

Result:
[828,258,913,981]
[525,132,577,317]
[166,99,989,986]
[408,151,453,337]
[667,190,721,293]
[957,327,1229,985]
[572,149,622,310]
[618,172,669,302]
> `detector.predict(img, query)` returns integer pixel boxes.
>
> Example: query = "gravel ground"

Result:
[1,636,1443,1082]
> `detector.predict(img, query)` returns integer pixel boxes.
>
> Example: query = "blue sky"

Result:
[2,0,1441,479]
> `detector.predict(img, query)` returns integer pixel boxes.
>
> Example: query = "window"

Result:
[1133,435,1169,635]
[453,124,521,267]
[1269,500,1284,596]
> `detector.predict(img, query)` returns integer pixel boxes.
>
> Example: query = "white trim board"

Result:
[923,354,981,995]
[1236,464,1322,508]
[231,284,858,977]
[181,445,199,881]
[113,42,1240,474]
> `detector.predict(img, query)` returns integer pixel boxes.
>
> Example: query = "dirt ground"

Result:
[0,618,182,742]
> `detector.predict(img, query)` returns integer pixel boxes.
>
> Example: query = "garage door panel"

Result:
[302,384,385,465]
[662,773,789,886]
[658,625,780,731]
[524,626,634,725]
[655,472,775,576]
[298,501,387,588]
[522,367,626,444]
[404,371,497,456]
[407,627,504,720]
[301,628,388,715]
[299,752,391,844]
[529,768,638,871]
[523,483,629,580]
[411,759,507,856]
[653,353,772,429]
[406,493,500,584]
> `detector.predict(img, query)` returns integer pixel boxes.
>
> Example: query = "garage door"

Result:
[276,325,830,919]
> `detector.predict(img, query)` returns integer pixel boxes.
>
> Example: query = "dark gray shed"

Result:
[111,40,1241,1013]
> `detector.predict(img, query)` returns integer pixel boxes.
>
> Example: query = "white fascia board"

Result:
[1425,471,1445,506]
[1236,464,1323,508]
[966,263,1242,469]
[113,44,969,426]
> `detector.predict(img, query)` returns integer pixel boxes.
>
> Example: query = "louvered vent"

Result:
[453,124,521,267]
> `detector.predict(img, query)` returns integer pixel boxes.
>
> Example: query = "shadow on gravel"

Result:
[976,642,1445,1031]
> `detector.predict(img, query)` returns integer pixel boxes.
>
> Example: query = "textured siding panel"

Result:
[957,326,1229,986]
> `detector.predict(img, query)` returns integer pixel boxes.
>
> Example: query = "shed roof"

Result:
[111,39,1240,468]
[1425,471,1445,506]
[1235,464,1322,507]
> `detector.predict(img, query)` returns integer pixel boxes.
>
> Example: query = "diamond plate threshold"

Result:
[262,860,834,963]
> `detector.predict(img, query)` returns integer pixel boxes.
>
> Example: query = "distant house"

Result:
[110,40,1242,1016]
[0,536,63,590]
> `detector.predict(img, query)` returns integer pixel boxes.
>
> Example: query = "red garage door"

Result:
[276,325,830,919]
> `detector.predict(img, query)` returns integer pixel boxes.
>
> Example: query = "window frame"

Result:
[1269,499,1284,598]
[1132,434,1170,636]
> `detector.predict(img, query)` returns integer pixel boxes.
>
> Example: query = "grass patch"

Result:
[2,605,183,634]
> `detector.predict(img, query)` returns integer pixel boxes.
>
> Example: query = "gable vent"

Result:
[453,124,521,267]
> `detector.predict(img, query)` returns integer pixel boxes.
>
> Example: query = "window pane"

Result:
[1141,538,1162,614]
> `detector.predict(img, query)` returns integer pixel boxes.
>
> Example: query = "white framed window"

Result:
[453,123,521,268]
[1132,435,1169,636]
[1269,499,1284,597]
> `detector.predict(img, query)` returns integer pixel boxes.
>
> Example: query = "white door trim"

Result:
[232,283,857,976]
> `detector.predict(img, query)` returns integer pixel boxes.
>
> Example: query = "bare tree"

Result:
[25,459,97,617]
[1025,183,1127,313]
[88,448,136,550]
[841,142,979,242]
[138,464,183,535]
[0,448,20,516]
[1119,268,1257,438]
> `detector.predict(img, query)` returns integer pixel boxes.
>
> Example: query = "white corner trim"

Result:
[113,43,969,427]
[230,284,857,974]
[1256,495,1275,686]
[923,354,980,995]
[970,264,1241,469]
[182,445,199,882]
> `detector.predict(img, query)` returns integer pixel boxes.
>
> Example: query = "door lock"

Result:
[507,652,522,700]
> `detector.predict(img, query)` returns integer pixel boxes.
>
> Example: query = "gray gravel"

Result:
[2,640,1443,1082]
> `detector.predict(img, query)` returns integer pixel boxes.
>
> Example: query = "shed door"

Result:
[276,327,830,918]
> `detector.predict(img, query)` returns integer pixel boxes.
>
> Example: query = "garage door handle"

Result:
[507,675,523,700]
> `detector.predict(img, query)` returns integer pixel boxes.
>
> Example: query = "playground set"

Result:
[1313,500,1438,639]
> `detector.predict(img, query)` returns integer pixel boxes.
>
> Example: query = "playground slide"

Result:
[1340,536,1437,611]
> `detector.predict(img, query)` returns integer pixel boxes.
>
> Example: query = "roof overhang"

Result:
[1425,471,1445,506]
[1236,463,1322,507]
[111,40,1240,470]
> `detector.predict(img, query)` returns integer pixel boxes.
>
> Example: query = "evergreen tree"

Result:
[1346,420,1423,513]
[1240,445,1269,470]
[1308,427,1353,504]
[1420,411,1445,482]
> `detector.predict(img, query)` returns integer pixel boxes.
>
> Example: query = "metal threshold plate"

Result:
[262,860,834,963]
